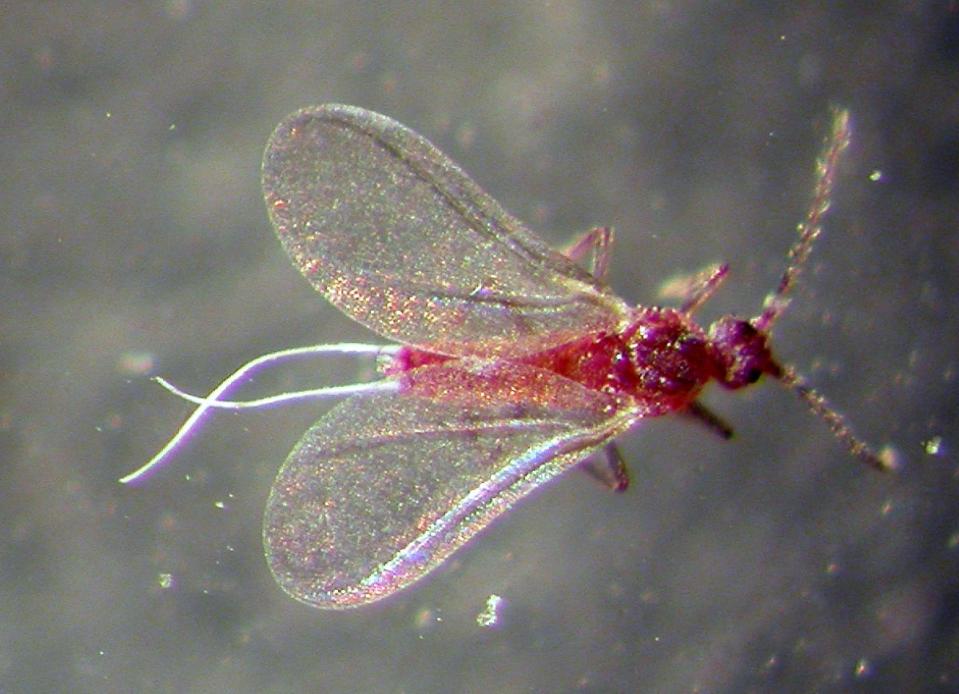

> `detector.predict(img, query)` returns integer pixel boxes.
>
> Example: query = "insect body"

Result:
[123,104,887,610]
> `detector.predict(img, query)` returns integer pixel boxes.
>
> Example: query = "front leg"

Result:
[664,263,730,314]
[683,400,734,440]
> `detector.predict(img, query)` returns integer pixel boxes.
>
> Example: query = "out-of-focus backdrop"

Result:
[1,2,956,692]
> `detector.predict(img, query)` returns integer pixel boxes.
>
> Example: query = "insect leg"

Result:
[683,401,734,440]
[560,226,614,280]
[678,263,730,314]
[581,442,630,492]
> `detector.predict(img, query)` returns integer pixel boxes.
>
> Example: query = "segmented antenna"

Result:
[755,107,851,333]
[779,366,892,471]
[756,108,895,471]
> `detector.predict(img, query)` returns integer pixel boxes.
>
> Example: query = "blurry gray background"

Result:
[1,2,957,692]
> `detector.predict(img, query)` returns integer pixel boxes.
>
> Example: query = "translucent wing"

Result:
[263,360,639,609]
[261,104,629,358]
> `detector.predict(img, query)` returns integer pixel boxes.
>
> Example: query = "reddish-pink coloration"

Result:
[127,105,889,611]
[361,105,882,476]
[391,305,737,418]
[256,104,888,610]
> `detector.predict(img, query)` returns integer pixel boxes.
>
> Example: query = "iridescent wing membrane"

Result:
[260,105,636,608]
[265,360,640,608]
[261,104,630,358]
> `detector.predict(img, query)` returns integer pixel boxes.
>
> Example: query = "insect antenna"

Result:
[754,107,851,333]
[749,109,894,471]
[778,365,893,471]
